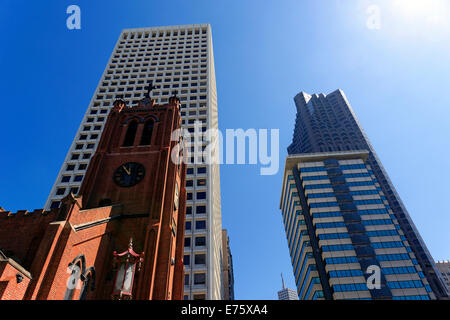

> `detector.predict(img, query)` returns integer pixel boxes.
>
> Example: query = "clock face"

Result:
[113,162,145,187]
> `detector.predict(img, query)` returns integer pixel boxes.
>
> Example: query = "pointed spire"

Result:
[281,273,286,289]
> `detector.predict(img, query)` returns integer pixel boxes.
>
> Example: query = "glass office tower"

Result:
[281,89,448,299]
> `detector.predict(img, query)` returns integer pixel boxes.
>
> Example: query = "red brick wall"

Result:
[0,98,186,300]
[0,209,57,270]
[0,261,31,300]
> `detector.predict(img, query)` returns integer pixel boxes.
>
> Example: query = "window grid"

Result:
[44,25,218,298]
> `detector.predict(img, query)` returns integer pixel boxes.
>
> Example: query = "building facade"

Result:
[0,94,187,300]
[436,261,450,294]
[277,274,298,300]
[221,229,235,300]
[44,24,223,300]
[281,151,435,300]
[281,89,448,299]
[277,288,298,300]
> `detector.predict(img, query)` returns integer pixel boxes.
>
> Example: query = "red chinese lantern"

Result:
[111,238,144,300]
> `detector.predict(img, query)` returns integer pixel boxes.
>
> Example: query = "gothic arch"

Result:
[122,116,144,124]
[122,120,138,147]
[143,114,159,123]
[140,119,155,146]
[64,254,86,300]
[68,254,86,274]
[79,266,96,300]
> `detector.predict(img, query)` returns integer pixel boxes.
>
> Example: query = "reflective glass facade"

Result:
[280,151,434,300]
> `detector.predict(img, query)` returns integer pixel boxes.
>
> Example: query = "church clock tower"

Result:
[76,87,187,300]
[16,87,188,300]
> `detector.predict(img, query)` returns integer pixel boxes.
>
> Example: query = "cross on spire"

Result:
[145,81,158,98]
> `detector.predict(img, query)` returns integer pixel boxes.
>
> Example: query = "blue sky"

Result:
[1,0,450,299]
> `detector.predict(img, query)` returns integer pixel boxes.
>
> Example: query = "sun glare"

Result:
[393,0,449,25]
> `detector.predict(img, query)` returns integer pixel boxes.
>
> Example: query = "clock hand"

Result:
[122,165,131,175]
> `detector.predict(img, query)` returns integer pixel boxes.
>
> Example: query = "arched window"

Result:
[123,121,138,147]
[64,255,86,300]
[140,119,154,145]
[64,261,82,300]
[79,267,95,300]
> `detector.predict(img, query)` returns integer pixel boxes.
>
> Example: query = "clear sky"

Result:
[1,0,450,299]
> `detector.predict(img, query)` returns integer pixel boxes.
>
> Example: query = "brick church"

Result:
[0,89,188,300]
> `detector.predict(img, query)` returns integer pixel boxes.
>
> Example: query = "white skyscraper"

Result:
[277,274,298,300]
[436,261,450,294]
[45,24,223,300]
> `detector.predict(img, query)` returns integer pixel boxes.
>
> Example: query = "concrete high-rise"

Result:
[436,261,450,294]
[277,274,298,300]
[44,24,223,300]
[280,89,448,300]
[221,229,235,300]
